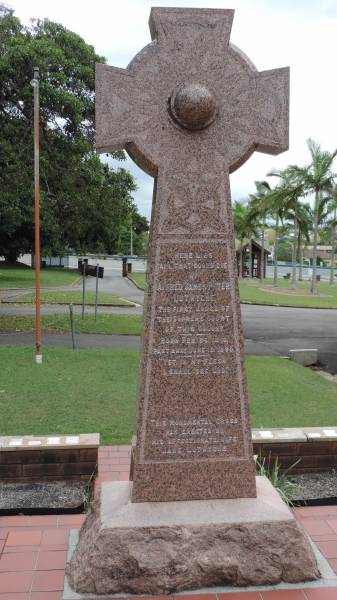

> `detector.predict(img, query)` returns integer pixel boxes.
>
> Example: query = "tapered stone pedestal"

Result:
[66,477,319,595]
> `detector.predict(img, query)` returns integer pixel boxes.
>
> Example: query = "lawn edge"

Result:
[1,300,136,307]
[127,274,146,291]
[241,300,337,310]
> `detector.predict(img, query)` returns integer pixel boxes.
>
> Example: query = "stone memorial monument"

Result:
[67,7,319,594]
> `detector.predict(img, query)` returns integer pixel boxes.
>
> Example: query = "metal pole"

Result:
[130,224,133,256]
[69,303,76,349]
[31,67,42,364]
[94,263,99,321]
[82,260,86,319]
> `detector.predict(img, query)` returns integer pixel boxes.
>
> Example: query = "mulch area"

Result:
[292,471,337,504]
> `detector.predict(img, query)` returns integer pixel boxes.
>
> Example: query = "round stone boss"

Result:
[170,83,217,131]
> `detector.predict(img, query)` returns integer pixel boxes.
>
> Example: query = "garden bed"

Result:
[291,470,337,505]
[0,480,89,515]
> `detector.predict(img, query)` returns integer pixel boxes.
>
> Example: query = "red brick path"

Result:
[0,446,337,599]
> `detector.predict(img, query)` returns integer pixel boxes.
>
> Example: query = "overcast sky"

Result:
[8,0,337,219]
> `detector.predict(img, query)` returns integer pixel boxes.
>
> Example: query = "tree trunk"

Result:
[273,214,279,287]
[298,234,303,281]
[291,218,298,290]
[3,249,20,265]
[329,207,336,285]
[248,239,253,278]
[238,241,243,278]
[260,224,265,284]
[310,191,319,295]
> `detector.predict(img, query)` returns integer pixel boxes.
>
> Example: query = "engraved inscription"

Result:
[141,238,247,463]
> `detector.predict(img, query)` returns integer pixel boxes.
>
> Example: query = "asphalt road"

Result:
[241,304,337,372]
[1,303,337,371]
[1,271,337,371]
[80,267,144,306]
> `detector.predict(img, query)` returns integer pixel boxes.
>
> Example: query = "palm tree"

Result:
[295,202,311,281]
[268,202,287,287]
[249,181,272,283]
[329,192,337,285]
[318,188,337,285]
[233,201,259,278]
[290,139,337,294]
[267,168,305,290]
[233,201,247,278]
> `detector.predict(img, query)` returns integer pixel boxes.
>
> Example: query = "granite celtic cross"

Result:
[96,7,289,502]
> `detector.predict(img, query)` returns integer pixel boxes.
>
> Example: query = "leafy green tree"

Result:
[0,6,147,262]
[277,236,293,263]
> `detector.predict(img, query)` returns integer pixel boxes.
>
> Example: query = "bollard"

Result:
[95,263,99,321]
[69,304,76,349]
[122,257,128,277]
[81,260,87,319]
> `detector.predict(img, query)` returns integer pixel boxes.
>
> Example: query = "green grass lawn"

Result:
[6,291,132,306]
[0,346,138,445]
[0,314,142,335]
[0,267,79,289]
[1,347,337,445]
[130,271,337,308]
[239,279,337,308]
[128,272,146,289]
[247,356,337,428]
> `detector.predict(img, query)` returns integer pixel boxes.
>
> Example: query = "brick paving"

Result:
[1,446,337,599]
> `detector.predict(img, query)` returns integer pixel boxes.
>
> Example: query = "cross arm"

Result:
[95,63,155,155]
[253,66,290,156]
[149,7,234,51]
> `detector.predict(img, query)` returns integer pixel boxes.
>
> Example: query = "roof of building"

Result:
[235,239,271,254]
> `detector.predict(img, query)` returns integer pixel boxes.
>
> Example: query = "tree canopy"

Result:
[0,4,148,262]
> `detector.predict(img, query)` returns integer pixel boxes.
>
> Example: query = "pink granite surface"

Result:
[95,8,289,502]
[67,479,319,595]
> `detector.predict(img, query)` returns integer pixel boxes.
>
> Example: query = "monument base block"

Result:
[67,476,319,595]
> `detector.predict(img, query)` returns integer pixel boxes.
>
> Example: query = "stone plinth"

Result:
[66,477,319,595]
